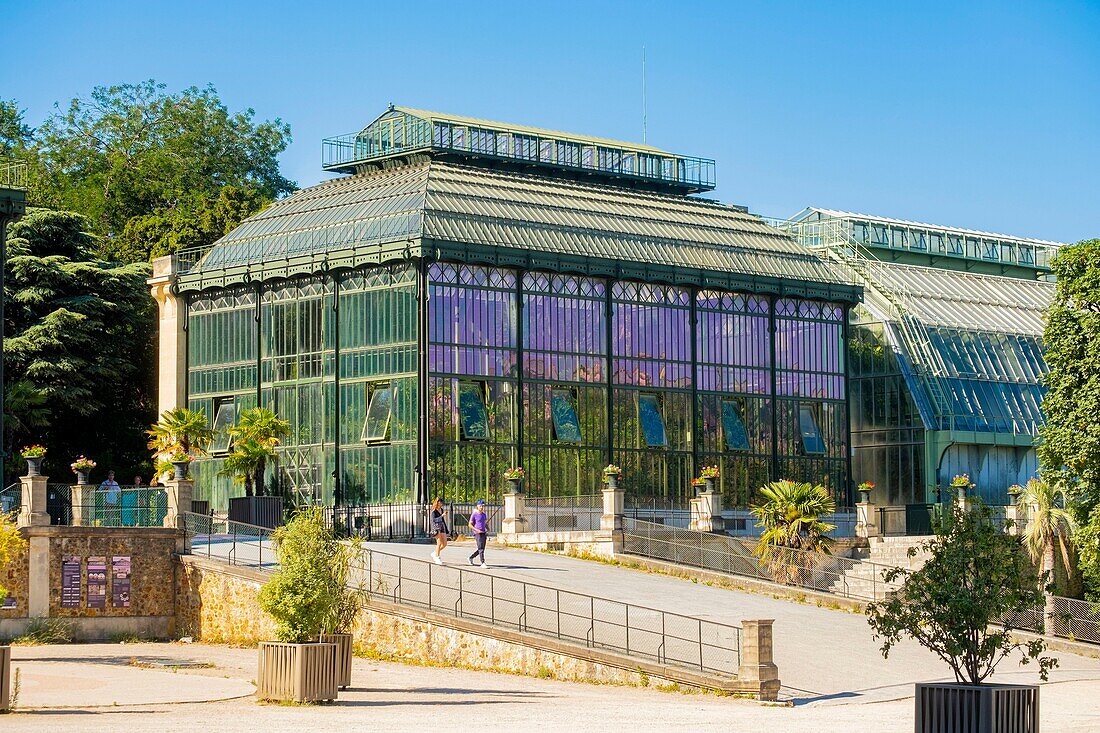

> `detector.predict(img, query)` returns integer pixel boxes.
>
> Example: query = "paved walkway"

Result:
[3,642,1100,732]
[366,540,1100,705]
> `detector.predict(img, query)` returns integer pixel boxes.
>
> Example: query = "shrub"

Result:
[258,508,342,643]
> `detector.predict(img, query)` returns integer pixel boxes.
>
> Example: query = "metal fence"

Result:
[325,502,503,541]
[622,519,903,602]
[0,483,20,517]
[1006,596,1100,645]
[525,494,603,532]
[179,510,742,675]
[624,497,693,528]
[70,488,168,527]
[722,507,857,538]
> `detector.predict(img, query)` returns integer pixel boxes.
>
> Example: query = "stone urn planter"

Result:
[24,457,43,477]
[75,471,90,486]
[0,645,11,712]
[914,682,1038,733]
[505,477,523,494]
[319,633,354,689]
[172,460,190,481]
[703,477,716,493]
[257,641,338,703]
[859,488,872,504]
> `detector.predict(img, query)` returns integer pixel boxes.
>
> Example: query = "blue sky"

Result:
[2,0,1097,242]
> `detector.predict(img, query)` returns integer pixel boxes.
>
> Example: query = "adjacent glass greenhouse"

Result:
[167,107,862,511]
[778,208,1061,510]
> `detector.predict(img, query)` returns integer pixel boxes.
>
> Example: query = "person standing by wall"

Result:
[468,499,489,568]
[430,497,449,565]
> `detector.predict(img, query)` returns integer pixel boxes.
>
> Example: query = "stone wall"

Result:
[176,556,770,695]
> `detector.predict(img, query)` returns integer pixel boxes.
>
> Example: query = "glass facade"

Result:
[187,262,852,508]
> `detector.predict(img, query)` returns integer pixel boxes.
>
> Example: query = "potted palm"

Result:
[750,479,836,586]
[256,507,340,703]
[867,501,1053,733]
[147,408,214,482]
[20,445,46,477]
[1,511,28,711]
[319,537,367,690]
[224,408,290,529]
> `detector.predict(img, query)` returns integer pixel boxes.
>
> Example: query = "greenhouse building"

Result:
[150,105,863,511]
[776,209,1060,531]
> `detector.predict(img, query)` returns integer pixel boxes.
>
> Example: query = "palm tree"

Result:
[4,380,49,460]
[226,408,290,497]
[751,480,837,585]
[218,439,273,497]
[1016,477,1076,632]
[147,407,215,457]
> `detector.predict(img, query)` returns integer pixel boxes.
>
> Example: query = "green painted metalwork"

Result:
[322,106,716,194]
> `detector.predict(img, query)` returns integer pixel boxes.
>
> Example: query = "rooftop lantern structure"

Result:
[163,107,862,512]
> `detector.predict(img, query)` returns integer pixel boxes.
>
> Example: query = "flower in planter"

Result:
[699,465,719,480]
[170,450,194,463]
[70,456,97,473]
[502,466,525,480]
[951,474,973,489]
[21,445,46,458]
[603,464,622,476]
[858,481,875,493]
[691,477,706,487]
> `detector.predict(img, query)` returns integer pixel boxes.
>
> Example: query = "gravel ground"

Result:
[3,643,1100,733]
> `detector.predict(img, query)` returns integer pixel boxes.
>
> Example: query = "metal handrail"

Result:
[180,511,742,674]
[0,158,28,190]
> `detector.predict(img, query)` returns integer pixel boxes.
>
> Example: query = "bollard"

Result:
[738,619,781,701]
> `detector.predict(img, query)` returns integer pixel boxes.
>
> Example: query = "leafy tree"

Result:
[3,208,155,483]
[867,502,1055,684]
[1038,239,1100,599]
[30,80,294,261]
[751,479,836,584]
[1014,478,1076,623]
[0,99,34,157]
[222,408,290,497]
[3,380,50,468]
[258,507,342,643]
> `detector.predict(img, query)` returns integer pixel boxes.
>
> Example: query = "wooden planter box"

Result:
[319,633,354,689]
[915,682,1038,733]
[257,642,338,703]
[1,645,11,712]
[229,496,283,530]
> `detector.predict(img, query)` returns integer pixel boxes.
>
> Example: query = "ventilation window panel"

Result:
[361,384,394,443]
[799,404,827,455]
[211,399,236,453]
[638,393,668,447]
[721,399,750,452]
[550,389,582,443]
[457,382,489,441]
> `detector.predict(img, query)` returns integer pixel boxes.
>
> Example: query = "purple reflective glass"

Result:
[611,287,691,389]
[428,266,518,377]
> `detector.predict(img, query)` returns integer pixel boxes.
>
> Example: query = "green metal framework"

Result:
[322,106,716,194]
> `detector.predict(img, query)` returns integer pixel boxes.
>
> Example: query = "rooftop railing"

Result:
[322,120,716,193]
[0,158,28,190]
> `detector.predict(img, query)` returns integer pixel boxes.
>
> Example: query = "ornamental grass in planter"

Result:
[320,536,367,690]
[256,507,341,703]
[867,501,1053,733]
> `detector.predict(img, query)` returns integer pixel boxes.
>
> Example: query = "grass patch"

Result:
[11,617,76,645]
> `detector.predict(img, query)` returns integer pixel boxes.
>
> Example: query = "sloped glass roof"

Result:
[185,161,854,295]
[854,261,1053,436]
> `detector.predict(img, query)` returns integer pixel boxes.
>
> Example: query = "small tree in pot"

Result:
[319,536,367,690]
[867,501,1054,732]
[256,508,341,703]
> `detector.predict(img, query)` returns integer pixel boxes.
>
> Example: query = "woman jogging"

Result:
[430,497,448,565]
[468,499,489,568]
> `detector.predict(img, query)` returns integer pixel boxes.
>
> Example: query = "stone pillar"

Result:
[697,489,724,533]
[738,619,781,701]
[856,500,879,539]
[164,478,194,551]
[148,255,186,418]
[1004,503,1022,536]
[70,483,96,527]
[18,473,50,528]
[601,484,624,533]
[26,528,50,618]
[502,490,527,535]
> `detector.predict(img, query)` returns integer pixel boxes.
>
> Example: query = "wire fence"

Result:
[70,488,168,528]
[0,483,20,517]
[624,496,693,528]
[622,518,904,602]
[179,510,742,675]
[324,502,503,541]
[525,494,603,532]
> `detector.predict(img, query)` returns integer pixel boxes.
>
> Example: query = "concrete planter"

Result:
[24,457,43,477]
[172,461,190,481]
[1,645,10,712]
[915,682,1038,733]
[319,633,354,689]
[257,641,338,703]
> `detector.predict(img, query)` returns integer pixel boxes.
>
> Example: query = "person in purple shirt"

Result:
[468,499,489,568]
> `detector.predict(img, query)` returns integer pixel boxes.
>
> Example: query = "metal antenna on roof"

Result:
[642,45,648,144]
